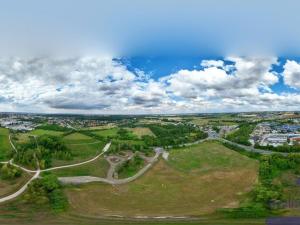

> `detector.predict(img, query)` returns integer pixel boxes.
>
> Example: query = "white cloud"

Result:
[0,56,171,113]
[200,60,224,68]
[282,60,300,89]
[0,56,300,114]
[165,57,278,101]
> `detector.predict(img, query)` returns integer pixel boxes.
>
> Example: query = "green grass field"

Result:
[51,157,109,177]
[167,141,257,173]
[127,127,155,138]
[64,141,259,218]
[14,129,64,145]
[52,142,105,167]
[63,132,96,144]
[29,129,64,136]
[91,128,119,137]
[0,128,13,161]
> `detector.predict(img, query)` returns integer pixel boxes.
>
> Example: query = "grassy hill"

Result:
[64,141,259,217]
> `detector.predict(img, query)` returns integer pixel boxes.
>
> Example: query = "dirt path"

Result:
[9,134,17,153]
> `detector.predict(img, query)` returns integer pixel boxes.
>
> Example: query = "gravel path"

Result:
[1,135,297,204]
[0,169,40,203]
[0,142,111,203]
[41,142,111,172]
[58,148,161,185]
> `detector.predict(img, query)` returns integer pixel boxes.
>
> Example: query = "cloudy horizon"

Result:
[1,0,300,114]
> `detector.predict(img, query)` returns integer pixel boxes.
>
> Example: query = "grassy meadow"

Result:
[64,141,259,217]
[0,128,13,161]
[51,157,109,177]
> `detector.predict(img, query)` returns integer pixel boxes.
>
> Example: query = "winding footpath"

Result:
[0,138,111,203]
[0,169,40,203]
[41,142,111,172]
[1,132,299,204]
[58,148,162,185]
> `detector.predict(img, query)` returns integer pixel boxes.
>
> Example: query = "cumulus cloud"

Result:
[0,56,171,113]
[164,57,278,101]
[0,55,300,114]
[200,60,224,68]
[282,60,300,89]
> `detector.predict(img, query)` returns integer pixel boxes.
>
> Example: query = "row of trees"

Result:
[255,143,300,153]
[221,141,300,218]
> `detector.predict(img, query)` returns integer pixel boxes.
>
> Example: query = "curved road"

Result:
[218,138,298,156]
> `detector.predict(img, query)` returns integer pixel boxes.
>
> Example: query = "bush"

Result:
[0,164,22,180]
[220,203,269,218]
[24,174,68,212]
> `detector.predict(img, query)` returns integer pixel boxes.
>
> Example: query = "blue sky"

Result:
[0,0,300,114]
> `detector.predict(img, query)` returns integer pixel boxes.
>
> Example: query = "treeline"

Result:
[226,123,255,146]
[221,140,300,218]
[14,135,71,169]
[24,174,68,212]
[38,124,72,132]
[255,143,300,153]
[141,124,207,147]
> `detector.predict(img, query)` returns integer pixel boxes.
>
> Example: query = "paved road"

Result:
[218,138,294,156]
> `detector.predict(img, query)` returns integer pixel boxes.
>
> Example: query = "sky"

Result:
[1,0,300,114]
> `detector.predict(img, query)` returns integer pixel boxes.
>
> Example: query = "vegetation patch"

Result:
[63,132,96,144]
[14,135,71,169]
[24,174,68,213]
[30,129,64,137]
[91,128,119,138]
[117,154,145,178]
[0,167,30,198]
[142,124,207,147]
[226,123,255,146]
[127,127,155,138]
[221,141,300,218]
[0,128,13,161]
[51,157,109,177]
